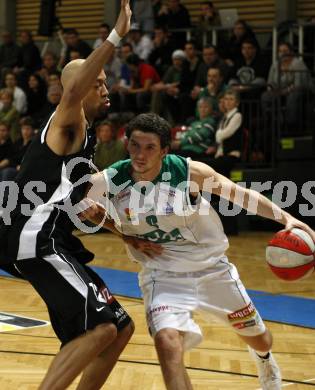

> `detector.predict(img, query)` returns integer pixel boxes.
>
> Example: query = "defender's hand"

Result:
[115,0,132,38]
[123,236,163,258]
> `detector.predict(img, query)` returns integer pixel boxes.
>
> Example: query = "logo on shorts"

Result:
[232,319,257,329]
[228,302,256,322]
[148,305,170,318]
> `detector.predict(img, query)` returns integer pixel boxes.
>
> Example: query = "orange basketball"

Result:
[266,228,315,281]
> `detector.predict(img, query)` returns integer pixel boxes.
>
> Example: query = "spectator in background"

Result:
[8,116,35,179]
[0,31,21,78]
[197,67,227,121]
[193,45,230,97]
[47,71,62,88]
[2,71,27,114]
[229,38,268,98]
[210,89,242,177]
[261,42,313,131]
[148,26,175,77]
[156,0,191,48]
[195,1,220,47]
[172,96,217,158]
[224,19,259,66]
[0,121,14,181]
[93,23,110,49]
[120,53,160,113]
[103,50,122,113]
[127,23,153,61]
[17,30,42,73]
[26,73,47,117]
[94,121,127,170]
[69,49,82,61]
[151,49,185,120]
[0,88,20,142]
[33,84,63,127]
[37,51,59,85]
[177,41,202,121]
[62,28,92,66]
[132,0,154,33]
[119,42,134,87]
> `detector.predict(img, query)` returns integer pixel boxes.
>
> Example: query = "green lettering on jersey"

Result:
[137,216,185,243]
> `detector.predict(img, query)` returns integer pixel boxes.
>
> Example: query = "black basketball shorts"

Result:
[14,252,132,345]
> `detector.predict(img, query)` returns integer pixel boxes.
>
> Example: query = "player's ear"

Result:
[161,146,169,158]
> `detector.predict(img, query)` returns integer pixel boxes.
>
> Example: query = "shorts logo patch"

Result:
[148,305,170,318]
[228,302,256,322]
[232,319,257,329]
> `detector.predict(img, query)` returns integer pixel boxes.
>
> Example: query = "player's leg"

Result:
[15,255,132,390]
[139,268,202,390]
[77,320,134,390]
[154,328,192,390]
[77,266,134,389]
[39,322,117,390]
[198,258,281,390]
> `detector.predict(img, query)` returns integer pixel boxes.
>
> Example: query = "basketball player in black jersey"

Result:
[0,2,134,389]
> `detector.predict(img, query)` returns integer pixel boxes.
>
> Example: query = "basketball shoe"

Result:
[248,346,282,390]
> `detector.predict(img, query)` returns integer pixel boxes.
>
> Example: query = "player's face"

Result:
[83,71,109,120]
[128,131,168,176]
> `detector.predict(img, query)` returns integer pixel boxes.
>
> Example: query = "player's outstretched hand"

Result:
[115,0,132,38]
[285,215,315,243]
[123,236,163,258]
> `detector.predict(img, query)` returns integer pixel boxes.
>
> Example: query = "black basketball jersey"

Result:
[2,112,96,264]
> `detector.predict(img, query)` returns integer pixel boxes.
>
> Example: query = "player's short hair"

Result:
[125,113,171,149]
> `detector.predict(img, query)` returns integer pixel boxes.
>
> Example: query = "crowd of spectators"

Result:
[0,0,314,183]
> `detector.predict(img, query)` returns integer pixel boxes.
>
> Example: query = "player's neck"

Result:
[131,161,163,183]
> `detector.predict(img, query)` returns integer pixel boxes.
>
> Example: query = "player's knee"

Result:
[154,329,184,362]
[119,320,135,343]
[93,322,117,346]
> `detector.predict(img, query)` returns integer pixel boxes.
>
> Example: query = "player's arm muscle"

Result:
[189,160,290,225]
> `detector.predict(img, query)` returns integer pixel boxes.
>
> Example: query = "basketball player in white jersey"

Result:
[0,2,136,389]
[83,113,315,390]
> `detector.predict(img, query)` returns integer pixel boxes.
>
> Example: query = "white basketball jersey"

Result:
[103,155,229,272]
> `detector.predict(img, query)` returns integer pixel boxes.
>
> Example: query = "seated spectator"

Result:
[132,0,154,33]
[119,42,134,87]
[15,30,42,89]
[127,23,153,61]
[1,71,27,114]
[8,116,35,179]
[93,23,110,49]
[193,45,230,96]
[148,26,175,77]
[0,122,14,181]
[195,2,220,47]
[156,0,191,48]
[47,71,62,88]
[0,31,21,79]
[26,73,47,117]
[103,50,122,113]
[223,19,259,66]
[61,28,92,67]
[177,41,202,121]
[37,51,59,85]
[261,42,313,131]
[119,54,160,113]
[69,49,82,61]
[0,88,20,142]
[93,121,127,170]
[151,49,185,121]
[229,39,269,98]
[197,67,228,121]
[172,97,217,158]
[33,84,62,127]
[208,89,242,177]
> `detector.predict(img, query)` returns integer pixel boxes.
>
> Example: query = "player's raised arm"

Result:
[189,160,315,242]
[48,0,131,152]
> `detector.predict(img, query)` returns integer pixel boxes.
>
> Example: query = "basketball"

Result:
[266,228,315,281]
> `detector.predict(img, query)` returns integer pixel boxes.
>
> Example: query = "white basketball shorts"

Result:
[139,257,266,350]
